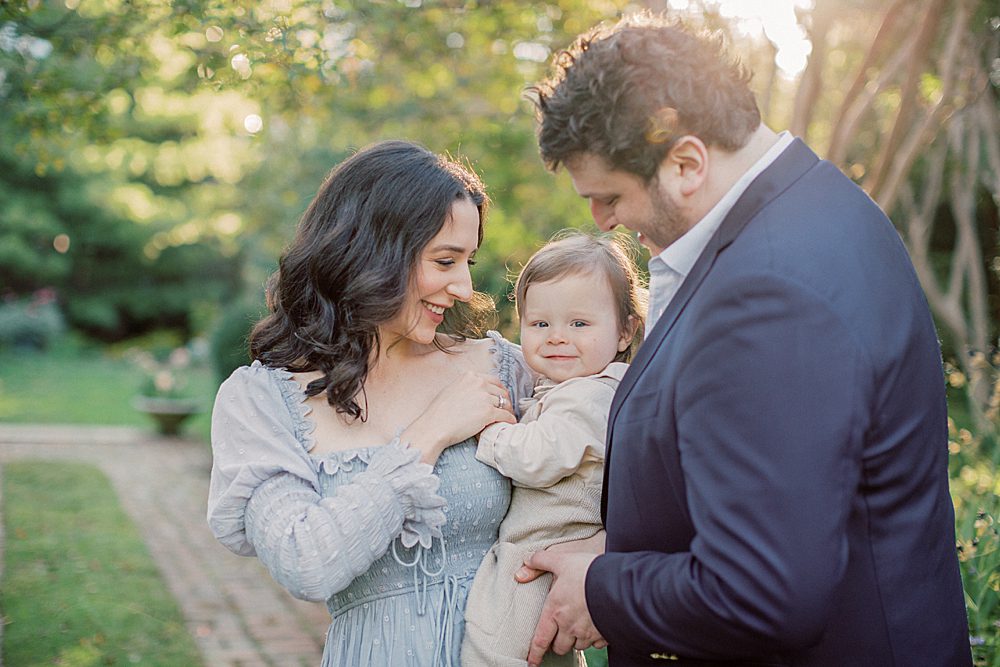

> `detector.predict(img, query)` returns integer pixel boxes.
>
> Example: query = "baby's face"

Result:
[519,271,629,383]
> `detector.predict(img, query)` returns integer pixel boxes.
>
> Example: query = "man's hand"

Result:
[516,531,605,584]
[521,550,605,667]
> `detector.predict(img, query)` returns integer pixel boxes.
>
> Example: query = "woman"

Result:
[207,140,536,666]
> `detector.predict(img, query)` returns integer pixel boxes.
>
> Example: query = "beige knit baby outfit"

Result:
[460,362,627,667]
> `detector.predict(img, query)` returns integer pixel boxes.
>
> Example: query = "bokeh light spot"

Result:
[244,114,263,134]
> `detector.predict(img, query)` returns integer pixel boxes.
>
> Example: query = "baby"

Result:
[462,232,645,667]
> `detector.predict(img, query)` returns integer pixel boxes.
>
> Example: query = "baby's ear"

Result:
[618,314,640,352]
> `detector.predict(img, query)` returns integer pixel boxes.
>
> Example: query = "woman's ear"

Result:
[658,135,709,198]
[618,314,640,352]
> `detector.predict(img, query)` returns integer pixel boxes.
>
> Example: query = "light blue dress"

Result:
[207,333,535,666]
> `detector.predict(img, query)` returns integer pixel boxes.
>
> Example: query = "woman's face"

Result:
[380,197,481,348]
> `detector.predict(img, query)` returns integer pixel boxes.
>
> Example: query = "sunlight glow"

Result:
[668,0,813,76]
[719,0,812,75]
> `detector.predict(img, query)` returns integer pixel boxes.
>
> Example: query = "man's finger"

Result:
[527,607,558,667]
[523,549,560,574]
[515,564,547,583]
[551,627,576,656]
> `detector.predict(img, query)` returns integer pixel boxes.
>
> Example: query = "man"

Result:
[519,13,970,667]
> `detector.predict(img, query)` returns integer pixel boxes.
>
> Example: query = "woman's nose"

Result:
[446,265,473,302]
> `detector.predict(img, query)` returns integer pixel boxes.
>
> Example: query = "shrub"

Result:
[0,289,65,351]
[950,419,1000,666]
[209,297,265,382]
[0,150,242,343]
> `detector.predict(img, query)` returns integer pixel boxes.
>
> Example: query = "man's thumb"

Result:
[515,550,556,583]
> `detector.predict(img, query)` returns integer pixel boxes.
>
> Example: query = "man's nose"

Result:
[589,199,613,230]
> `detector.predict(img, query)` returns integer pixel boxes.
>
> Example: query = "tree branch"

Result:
[826,0,912,165]
[864,0,949,201]
[873,0,971,215]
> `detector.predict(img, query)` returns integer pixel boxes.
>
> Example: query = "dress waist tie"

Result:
[434,573,462,667]
[392,537,462,666]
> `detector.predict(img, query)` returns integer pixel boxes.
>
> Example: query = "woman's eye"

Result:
[467,259,477,266]
[435,259,455,267]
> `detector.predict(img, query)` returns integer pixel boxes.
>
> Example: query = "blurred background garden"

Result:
[0,0,998,664]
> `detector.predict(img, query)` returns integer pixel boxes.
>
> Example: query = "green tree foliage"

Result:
[2,0,641,339]
[179,1,629,326]
[0,0,245,340]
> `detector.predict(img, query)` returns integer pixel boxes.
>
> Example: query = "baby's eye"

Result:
[531,321,549,328]
[571,321,588,327]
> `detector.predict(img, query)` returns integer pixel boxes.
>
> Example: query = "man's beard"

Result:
[642,183,691,253]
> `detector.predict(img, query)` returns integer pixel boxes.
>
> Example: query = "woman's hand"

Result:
[401,371,515,465]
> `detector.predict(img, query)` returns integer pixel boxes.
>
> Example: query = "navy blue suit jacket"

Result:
[585,140,970,666]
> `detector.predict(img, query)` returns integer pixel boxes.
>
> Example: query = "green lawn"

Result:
[1,461,205,666]
[0,338,218,441]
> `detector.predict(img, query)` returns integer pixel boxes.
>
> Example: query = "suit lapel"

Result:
[601,140,819,519]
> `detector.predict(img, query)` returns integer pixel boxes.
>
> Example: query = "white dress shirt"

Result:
[645,132,795,336]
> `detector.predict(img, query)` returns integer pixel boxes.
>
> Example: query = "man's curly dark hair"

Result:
[528,13,761,181]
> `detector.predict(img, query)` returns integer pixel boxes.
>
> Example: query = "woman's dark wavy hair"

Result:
[250,140,494,421]
[527,12,761,181]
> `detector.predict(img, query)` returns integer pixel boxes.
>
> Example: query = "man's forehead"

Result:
[565,152,613,175]
[566,153,640,194]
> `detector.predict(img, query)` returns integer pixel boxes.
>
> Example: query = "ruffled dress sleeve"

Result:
[486,330,537,421]
[206,361,446,602]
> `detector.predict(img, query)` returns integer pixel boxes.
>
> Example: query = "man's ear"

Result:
[659,135,709,198]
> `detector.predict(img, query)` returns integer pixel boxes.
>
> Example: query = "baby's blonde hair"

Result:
[514,231,647,362]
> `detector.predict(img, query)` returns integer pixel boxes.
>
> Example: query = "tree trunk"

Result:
[789,0,834,140]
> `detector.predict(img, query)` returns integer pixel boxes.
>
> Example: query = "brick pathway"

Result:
[0,424,331,667]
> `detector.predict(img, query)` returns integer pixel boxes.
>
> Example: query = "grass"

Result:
[0,337,218,441]
[1,461,204,666]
